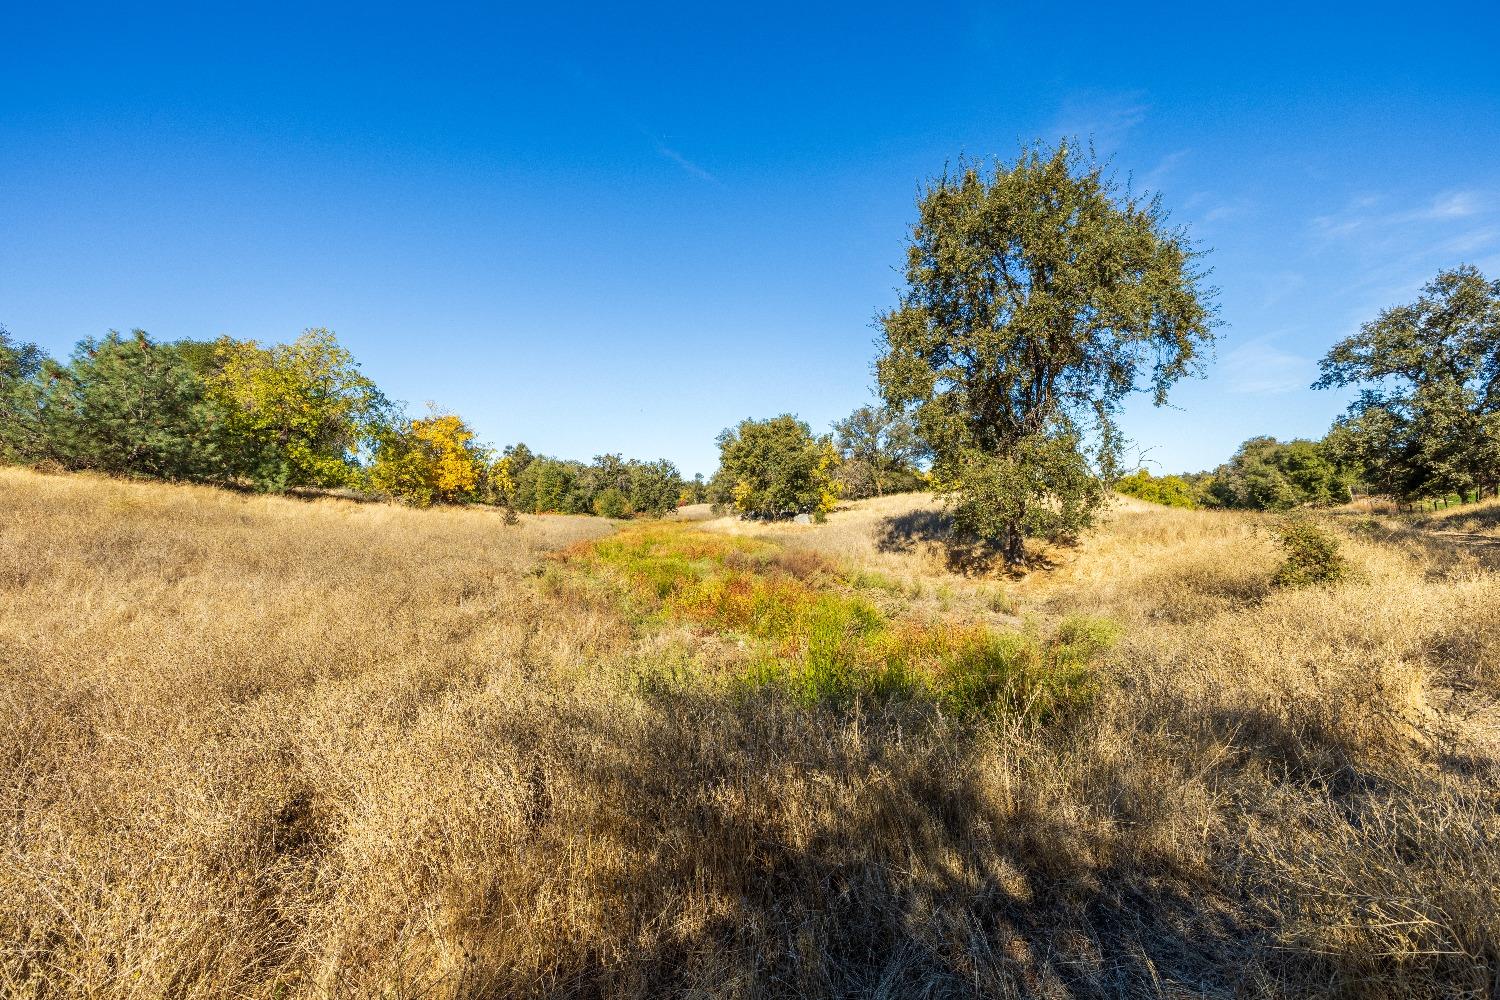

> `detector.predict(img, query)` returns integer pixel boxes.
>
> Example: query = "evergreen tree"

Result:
[37,330,235,481]
[0,328,47,463]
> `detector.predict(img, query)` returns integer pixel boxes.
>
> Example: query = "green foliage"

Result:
[579,526,1106,720]
[944,434,1107,555]
[677,473,709,507]
[0,326,674,519]
[1321,406,1417,501]
[167,338,230,379]
[625,459,682,517]
[0,328,47,463]
[1114,469,1197,508]
[593,486,629,518]
[1314,266,1500,503]
[511,451,683,517]
[831,404,925,499]
[526,459,578,513]
[848,568,903,593]
[711,414,840,519]
[875,141,1216,563]
[34,331,238,481]
[207,329,390,490]
[1270,518,1348,589]
[1207,437,1353,510]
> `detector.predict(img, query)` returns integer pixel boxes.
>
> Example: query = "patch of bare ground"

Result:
[4,471,1500,997]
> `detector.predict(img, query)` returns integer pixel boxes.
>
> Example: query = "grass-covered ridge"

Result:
[572,523,1111,717]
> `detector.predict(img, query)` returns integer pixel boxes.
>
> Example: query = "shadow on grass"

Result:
[876,508,953,553]
[1411,502,1500,535]
[877,508,1048,577]
[1339,512,1500,573]
[440,689,1270,998]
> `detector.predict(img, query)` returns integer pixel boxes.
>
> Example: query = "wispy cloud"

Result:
[1312,189,1495,241]
[654,141,718,183]
[1222,335,1314,395]
[1048,91,1149,150]
[547,60,722,185]
[1439,226,1500,255]
[1171,189,1255,233]
[1246,270,1308,310]
[1136,149,1190,193]
[1307,186,1500,325]
[1202,200,1252,224]
[1310,194,1383,239]
[1416,190,1490,220]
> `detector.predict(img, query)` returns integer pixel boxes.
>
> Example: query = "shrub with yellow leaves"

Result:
[371,408,489,507]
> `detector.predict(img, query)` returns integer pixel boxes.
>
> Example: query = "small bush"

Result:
[848,568,903,593]
[986,587,1017,614]
[1270,518,1347,588]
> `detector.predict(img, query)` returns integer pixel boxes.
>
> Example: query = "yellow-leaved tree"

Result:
[816,438,843,517]
[371,408,489,507]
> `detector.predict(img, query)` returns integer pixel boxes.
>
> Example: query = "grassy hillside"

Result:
[3,468,1499,998]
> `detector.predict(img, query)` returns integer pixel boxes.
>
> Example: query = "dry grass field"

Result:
[4,467,1500,998]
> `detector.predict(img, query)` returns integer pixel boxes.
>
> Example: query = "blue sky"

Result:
[3,2,1498,477]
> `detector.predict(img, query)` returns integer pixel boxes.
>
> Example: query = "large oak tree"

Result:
[877,142,1216,564]
[1315,265,1500,502]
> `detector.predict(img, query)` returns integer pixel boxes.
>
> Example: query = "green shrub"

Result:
[593,486,630,518]
[1115,469,1197,508]
[709,414,839,519]
[1051,615,1120,662]
[847,569,903,593]
[1270,518,1347,588]
[1208,437,1353,510]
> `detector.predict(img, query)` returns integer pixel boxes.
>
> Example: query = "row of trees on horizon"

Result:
[0,324,933,518]
[3,141,1497,553]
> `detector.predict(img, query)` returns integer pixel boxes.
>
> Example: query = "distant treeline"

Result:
[0,327,930,516]
[11,264,1488,520]
[0,328,698,515]
[1116,436,1358,511]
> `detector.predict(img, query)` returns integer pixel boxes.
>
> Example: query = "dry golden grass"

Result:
[4,470,1500,998]
[1409,495,1500,539]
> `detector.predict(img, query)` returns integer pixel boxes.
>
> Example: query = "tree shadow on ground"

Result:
[876,508,954,554]
[1339,513,1500,573]
[437,689,1305,999]
[1412,503,1500,534]
[877,508,1053,577]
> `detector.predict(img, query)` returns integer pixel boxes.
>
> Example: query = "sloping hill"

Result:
[3,469,1499,998]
